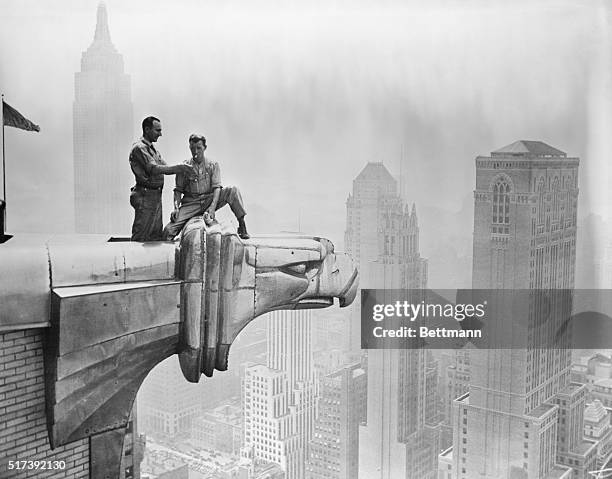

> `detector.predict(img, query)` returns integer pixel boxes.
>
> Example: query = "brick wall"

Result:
[0,329,89,478]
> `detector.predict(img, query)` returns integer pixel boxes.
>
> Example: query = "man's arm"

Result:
[206,162,222,218]
[171,171,186,222]
[206,188,221,218]
[131,146,193,176]
[171,190,182,222]
[151,164,194,176]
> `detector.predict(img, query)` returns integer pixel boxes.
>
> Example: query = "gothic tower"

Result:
[450,141,595,479]
[346,163,435,479]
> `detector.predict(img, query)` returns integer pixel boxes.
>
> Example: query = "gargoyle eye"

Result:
[286,263,307,275]
[304,261,321,279]
[282,261,321,278]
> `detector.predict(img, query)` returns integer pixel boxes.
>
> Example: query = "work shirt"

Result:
[129,137,167,188]
[175,157,221,201]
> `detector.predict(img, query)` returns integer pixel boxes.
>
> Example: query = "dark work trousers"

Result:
[162,185,246,240]
[130,186,163,241]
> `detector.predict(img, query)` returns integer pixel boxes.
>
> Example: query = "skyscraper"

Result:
[449,141,596,479]
[306,362,366,479]
[242,310,317,479]
[74,7,140,478]
[74,3,133,234]
[345,163,435,479]
[344,163,427,349]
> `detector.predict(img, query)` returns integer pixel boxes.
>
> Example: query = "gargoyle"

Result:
[0,219,358,478]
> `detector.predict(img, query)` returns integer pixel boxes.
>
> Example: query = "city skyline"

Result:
[1,1,610,268]
[1,2,612,479]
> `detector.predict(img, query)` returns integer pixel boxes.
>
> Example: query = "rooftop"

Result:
[526,403,557,419]
[557,382,586,396]
[564,439,596,456]
[491,140,567,157]
[355,162,396,183]
[594,378,612,389]
[455,392,469,403]
[542,466,572,479]
[585,400,608,423]
[439,447,453,459]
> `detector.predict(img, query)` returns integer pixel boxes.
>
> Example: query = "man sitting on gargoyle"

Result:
[162,133,250,240]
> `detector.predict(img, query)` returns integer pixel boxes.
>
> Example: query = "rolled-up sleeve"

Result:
[129,146,149,183]
[211,162,222,189]
[174,171,186,193]
[130,145,157,177]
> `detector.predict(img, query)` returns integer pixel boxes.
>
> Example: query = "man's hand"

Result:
[170,208,180,222]
[178,164,196,179]
[205,206,216,220]
[203,210,214,226]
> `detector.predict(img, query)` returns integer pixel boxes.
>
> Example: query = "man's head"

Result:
[142,116,162,143]
[188,134,207,162]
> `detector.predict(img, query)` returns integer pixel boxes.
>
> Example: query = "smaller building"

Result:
[306,362,366,479]
[592,379,612,409]
[233,460,285,479]
[554,384,598,479]
[138,356,203,440]
[584,400,612,471]
[443,350,470,424]
[438,447,453,479]
[571,353,612,391]
[192,402,243,455]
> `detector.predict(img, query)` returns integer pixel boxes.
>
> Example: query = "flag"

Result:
[2,101,40,132]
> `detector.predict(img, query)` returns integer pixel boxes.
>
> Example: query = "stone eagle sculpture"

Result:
[0,218,358,477]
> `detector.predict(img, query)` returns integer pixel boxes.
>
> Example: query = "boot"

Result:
[237,217,250,240]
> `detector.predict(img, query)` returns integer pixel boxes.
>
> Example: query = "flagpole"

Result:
[1,93,5,234]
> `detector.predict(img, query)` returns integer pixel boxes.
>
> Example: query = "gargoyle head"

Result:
[177,218,358,380]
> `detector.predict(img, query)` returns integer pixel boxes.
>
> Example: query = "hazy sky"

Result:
[1,0,610,282]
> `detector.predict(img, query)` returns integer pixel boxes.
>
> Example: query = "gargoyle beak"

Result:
[339,268,358,307]
[295,251,358,309]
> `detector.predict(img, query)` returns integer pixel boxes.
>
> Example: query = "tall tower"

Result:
[306,362,367,479]
[345,163,427,349]
[346,163,435,479]
[450,141,596,479]
[242,310,317,479]
[74,3,133,234]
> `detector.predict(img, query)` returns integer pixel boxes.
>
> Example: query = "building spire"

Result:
[409,202,418,228]
[94,3,111,43]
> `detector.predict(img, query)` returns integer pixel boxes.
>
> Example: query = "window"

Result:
[537,178,545,224]
[552,177,560,221]
[492,177,511,234]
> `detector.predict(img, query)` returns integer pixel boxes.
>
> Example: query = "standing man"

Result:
[129,116,194,241]
[162,134,249,240]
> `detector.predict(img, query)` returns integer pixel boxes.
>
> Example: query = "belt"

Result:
[183,190,216,198]
[135,185,163,191]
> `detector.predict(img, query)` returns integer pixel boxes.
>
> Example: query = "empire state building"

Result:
[73,3,133,234]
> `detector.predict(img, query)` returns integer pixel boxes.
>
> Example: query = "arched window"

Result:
[492,177,511,234]
[537,178,546,224]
